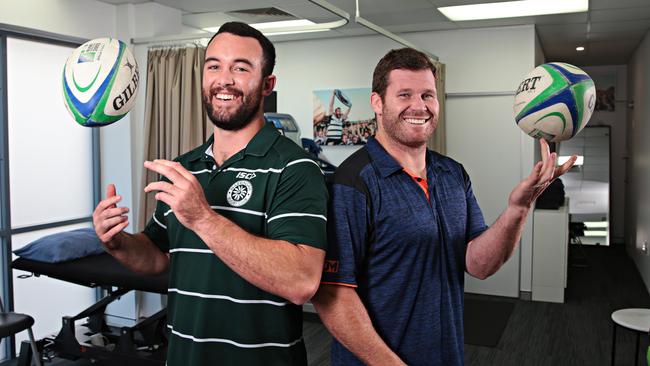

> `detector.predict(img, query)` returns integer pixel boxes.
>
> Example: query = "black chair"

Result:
[0,298,42,366]
[569,221,589,267]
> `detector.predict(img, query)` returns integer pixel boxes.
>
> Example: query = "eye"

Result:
[398,93,410,98]
[206,64,219,71]
[423,93,435,100]
[234,66,249,72]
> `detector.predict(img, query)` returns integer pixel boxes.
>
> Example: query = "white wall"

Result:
[627,29,650,291]
[0,0,115,40]
[271,25,537,297]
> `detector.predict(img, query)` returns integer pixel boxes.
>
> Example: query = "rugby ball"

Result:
[513,62,595,142]
[62,38,139,127]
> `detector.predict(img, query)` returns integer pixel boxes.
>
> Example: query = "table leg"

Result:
[611,323,617,366]
[635,332,640,366]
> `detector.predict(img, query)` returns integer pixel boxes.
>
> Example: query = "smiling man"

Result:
[92,22,327,365]
[311,48,575,365]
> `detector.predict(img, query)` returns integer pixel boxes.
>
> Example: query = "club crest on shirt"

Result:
[227,180,253,207]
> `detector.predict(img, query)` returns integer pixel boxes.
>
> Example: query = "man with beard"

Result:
[311,48,575,365]
[92,22,327,366]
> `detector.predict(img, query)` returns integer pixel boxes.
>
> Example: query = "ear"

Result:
[262,75,276,97]
[370,92,383,116]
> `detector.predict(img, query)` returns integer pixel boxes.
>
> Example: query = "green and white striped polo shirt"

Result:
[143,123,328,366]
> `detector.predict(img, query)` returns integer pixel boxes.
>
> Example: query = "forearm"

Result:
[105,232,169,274]
[194,212,324,305]
[312,286,405,366]
[466,204,529,279]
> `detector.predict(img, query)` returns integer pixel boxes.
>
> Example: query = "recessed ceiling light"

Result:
[576,46,585,51]
[438,0,588,21]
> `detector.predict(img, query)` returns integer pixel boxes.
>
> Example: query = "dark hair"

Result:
[207,21,276,77]
[372,48,436,99]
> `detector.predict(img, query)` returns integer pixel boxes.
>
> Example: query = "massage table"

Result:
[12,253,168,366]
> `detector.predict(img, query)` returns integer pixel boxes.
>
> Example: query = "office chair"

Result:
[569,221,589,268]
[0,297,42,366]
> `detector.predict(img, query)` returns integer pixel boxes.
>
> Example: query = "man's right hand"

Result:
[93,184,129,249]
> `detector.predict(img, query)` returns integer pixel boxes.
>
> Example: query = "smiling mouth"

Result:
[214,93,240,102]
[403,117,430,125]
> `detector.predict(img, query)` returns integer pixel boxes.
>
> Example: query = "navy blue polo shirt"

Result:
[321,137,487,366]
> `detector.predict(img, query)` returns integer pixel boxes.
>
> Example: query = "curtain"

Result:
[428,60,446,155]
[138,46,210,230]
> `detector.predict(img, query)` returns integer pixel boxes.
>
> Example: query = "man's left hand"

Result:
[144,159,212,230]
[508,138,575,210]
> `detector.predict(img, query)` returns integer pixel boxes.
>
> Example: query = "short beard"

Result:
[202,86,263,131]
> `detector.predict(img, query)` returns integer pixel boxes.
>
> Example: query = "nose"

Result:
[410,95,428,111]
[213,68,235,87]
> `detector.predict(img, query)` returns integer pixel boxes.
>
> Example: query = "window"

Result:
[0,34,100,359]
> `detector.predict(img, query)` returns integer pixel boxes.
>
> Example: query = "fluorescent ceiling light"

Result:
[558,155,584,166]
[584,221,608,228]
[438,0,588,21]
[259,29,330,36]
[250,19,315,30]
[204,19,334,36]
[576,46,585,52]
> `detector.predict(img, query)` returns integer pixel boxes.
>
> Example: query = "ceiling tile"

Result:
[590,19,650,33]
[591,0,650,10]
[544,39,642,66]
[589,30,645,42]
[537,24,589,43]
[358,8,447,26]
[590,7,650,22]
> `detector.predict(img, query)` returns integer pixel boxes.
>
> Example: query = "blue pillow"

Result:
[13,228,105,263]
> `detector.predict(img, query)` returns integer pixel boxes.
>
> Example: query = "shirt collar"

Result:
[243,123,281,157]
[188,123,280,163]
[188,134,216,163]
[367,137,450,178]
[366,137,407,178]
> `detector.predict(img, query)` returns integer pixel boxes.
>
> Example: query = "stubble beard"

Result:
[380,106,436,148]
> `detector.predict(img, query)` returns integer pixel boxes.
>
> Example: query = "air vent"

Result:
[223,7,297,24]
[228,7,294,17]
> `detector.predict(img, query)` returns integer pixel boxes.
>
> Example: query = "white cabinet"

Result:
[532,199,569,303]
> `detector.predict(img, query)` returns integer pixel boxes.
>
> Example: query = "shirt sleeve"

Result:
[142,188,171,252]
[265,159,328,250]
[462,166,488,242]
[320,182,370,287]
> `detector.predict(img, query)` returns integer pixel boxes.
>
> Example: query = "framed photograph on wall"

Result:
[313,88,375,146]
[593,74,616,112]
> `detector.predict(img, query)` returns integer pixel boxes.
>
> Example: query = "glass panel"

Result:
[11,223,96,346]
[561,126,610,246]
[6,37,93,228]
